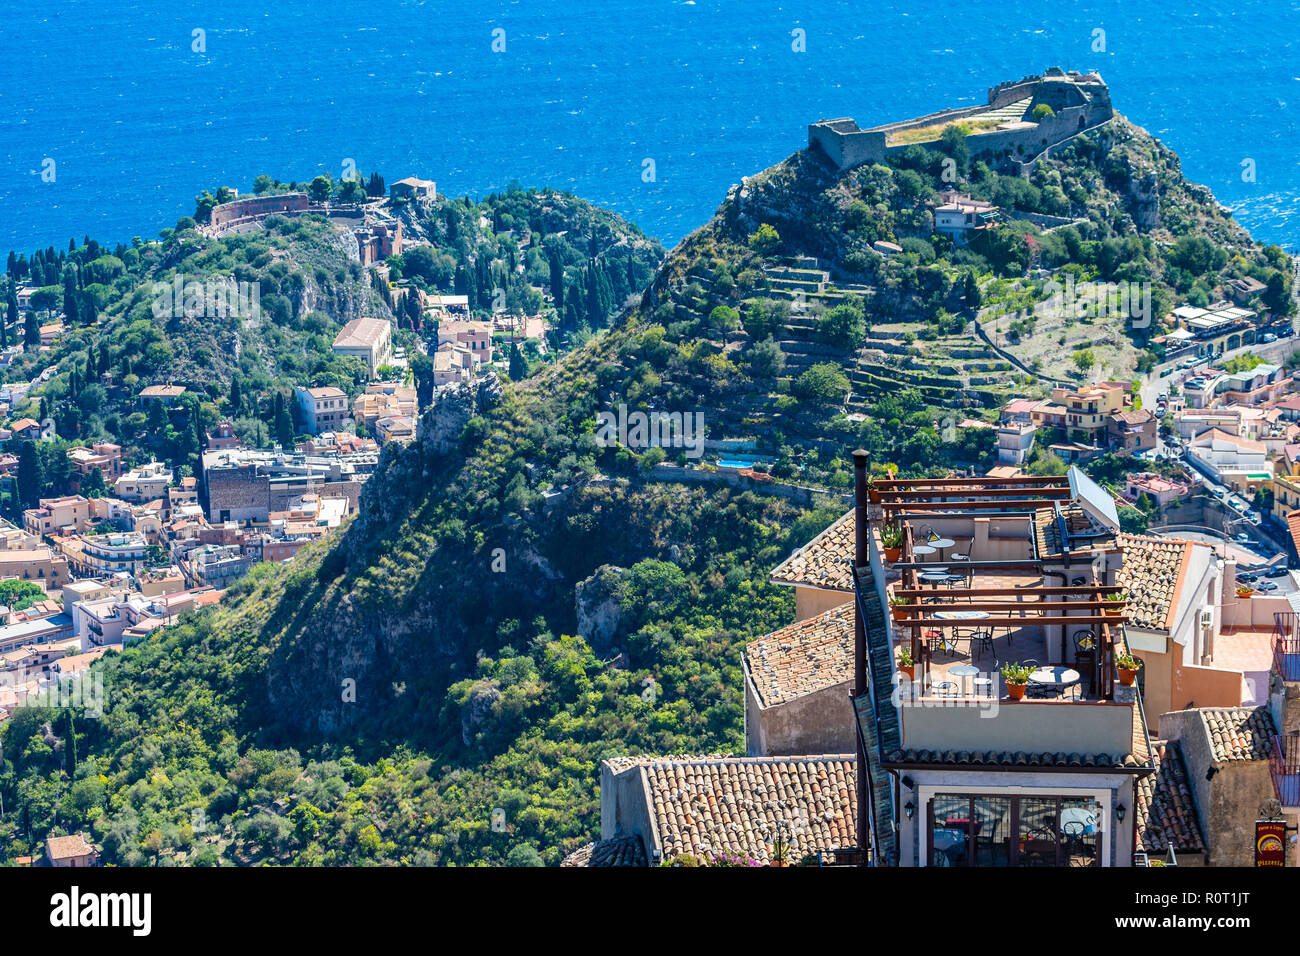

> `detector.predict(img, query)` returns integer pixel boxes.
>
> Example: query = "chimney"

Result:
[852,449,870,697]
[851,448,870,866]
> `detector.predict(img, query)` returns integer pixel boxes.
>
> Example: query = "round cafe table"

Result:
[1028,666,1080,696]
[949,663,980,695]
[933,610,989,621]
[930,537,956,561]
[912,544,937,561]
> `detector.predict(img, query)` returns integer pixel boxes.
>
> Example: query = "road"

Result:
[1140,333,1300,411]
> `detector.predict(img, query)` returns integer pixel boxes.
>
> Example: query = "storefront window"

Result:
[930,793,1101,867]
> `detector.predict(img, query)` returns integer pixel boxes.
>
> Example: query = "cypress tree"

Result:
[548,247,564,314]
[16,441,43,508]
[273,392,294,448]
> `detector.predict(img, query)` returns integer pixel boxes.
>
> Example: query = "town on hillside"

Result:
[1,46,1297,898]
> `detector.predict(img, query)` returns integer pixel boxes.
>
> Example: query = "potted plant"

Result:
[897,645,915,680]
[881,523,903,562]
[1001,662,1034,700]
[1104,592,1127,616]
[1116,653,1142,686]
[888,592,909,622]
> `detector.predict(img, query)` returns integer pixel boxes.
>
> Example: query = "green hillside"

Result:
[0,115,1291,866]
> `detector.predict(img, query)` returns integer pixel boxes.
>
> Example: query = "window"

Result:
[929,793,1100,867]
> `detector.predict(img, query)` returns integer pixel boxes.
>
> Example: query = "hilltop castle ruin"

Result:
[809,68,1113,171]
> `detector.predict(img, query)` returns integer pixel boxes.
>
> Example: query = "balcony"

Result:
[1274,612,1300,682]
[1270,734,1300,809]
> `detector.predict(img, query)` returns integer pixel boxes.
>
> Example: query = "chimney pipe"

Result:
[852,449,869,697]
[851,448,870,865]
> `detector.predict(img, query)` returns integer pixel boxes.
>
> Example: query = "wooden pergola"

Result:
[876,474,1124,697]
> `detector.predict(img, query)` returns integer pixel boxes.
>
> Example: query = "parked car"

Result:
[1234,533,1252,543]
[1257,581,1279,592]
[1238,573,1258,584]
[1267,566,1290,578]
[1246,510,1261,523]
[1263,333,1278,343]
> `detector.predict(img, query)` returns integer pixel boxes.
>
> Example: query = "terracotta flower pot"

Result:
[1006,683,1026,700]
[1118,667,1138,686]
[891,605,907,622]
[884,546,901,563]
[899,663,915,680]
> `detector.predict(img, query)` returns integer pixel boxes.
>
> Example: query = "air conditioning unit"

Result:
[1199,607,1214,629]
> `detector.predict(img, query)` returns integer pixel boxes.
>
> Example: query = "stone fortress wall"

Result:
[208,192,311,230]
[808,68,1113,172]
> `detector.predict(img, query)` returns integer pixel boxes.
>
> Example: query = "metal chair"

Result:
[968,629,994,660]
[927,629,960,655]
[1072,629,1097,694]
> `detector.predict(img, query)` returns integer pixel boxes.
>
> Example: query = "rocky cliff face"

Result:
[415,372,505,450]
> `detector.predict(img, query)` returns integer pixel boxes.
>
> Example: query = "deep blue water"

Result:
[1,0,1298,253]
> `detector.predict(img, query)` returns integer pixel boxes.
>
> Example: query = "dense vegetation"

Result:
[0,182,662,512]
[0,114,1292,866]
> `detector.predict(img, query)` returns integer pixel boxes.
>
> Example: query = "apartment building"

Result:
[1186,429,1271,492]
[295,385,351,434]
[66,441,123,481]
[352,382,417,433]
[23,495,91,537]
[114,461,173,502]
[202,447,378,524]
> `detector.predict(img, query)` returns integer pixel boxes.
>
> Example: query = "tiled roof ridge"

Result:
[609,752,854,771]
[1195,705,1276,762]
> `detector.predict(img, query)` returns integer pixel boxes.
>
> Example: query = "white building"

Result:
[113,462,172,503]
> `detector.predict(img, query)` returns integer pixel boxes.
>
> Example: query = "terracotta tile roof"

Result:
[1112,409,1155,427]
[45,832,96,861]
[333,317,391,350]
[1135,740,1205,853]
[1116,533,1196,631]
[560,836,647,867]
[769,510,854,591]
[622,755,856,863]
[745,602,854,707]
[1199,706,1275,762]
[883,746,1149,770]
[1285,510,1300,562]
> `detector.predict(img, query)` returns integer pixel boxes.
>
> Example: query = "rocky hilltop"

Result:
[2,89,1291,867]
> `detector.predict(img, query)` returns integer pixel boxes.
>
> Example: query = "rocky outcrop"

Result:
[460,679,503,746]
[416,372,505,451]
[575,565,627,654]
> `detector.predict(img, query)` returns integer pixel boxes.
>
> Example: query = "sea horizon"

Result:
[2,0,1297,253]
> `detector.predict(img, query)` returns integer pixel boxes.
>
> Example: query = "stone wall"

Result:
[206,465,270,523]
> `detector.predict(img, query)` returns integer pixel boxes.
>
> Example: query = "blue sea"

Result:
[1,0,1298,253]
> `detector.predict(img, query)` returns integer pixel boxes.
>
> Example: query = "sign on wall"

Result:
[1255,820,1286,867]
